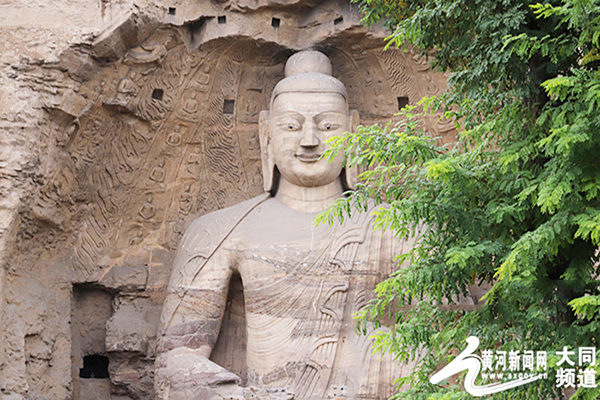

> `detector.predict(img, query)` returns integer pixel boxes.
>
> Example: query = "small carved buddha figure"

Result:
[155,51,413,400]
[113,71,137,106]
[178,182,193,216]
[166,125,183,147]
[139,193,156,220]
[149,157,167,184]
[181,91,199,117]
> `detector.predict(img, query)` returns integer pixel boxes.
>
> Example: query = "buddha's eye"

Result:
[318,121,339,131]
[284,122,300,131]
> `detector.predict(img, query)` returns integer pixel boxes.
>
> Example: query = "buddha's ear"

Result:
[258,110,275,193]
[343,109,360,190]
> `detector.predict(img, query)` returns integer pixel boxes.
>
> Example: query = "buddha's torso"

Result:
[214,198,398,399]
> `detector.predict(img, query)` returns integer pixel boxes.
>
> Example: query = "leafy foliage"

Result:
[319,0,600,398]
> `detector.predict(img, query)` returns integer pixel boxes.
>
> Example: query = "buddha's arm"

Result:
[155,250,245,398]
[158,250,233,357]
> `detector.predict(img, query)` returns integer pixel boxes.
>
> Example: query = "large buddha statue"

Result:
[155,51,413,400]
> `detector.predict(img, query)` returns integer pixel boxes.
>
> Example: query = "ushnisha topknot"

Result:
[284,50,333,76]
[271,50,347,105]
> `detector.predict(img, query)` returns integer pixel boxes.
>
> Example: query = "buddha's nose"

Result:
[299,121,320,148]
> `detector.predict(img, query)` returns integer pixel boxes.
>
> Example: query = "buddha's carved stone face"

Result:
[269,91,347,188]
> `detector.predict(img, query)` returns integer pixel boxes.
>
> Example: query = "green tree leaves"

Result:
[320,0,600,398]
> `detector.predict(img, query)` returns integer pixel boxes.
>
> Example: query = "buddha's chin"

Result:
[279,170,342,188]
[278,158,342,182]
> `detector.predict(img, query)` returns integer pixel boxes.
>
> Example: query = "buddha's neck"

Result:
[275,177,344,213]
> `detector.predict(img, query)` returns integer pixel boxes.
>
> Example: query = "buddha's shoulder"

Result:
[339,198,387,226]
[189,194,268,227]
[180,194,270,252]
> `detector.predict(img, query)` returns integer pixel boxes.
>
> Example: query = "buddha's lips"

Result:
[295,153,321,162]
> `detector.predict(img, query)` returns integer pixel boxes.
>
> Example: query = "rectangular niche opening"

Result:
[223,99,235,115]
[152,89,164,101]
[271,18,280,28]
[218,15,226,24]
[71,285,113,400]
[334,17,343,25]
[80,355,110,379]
[168,7,176,15]
[398,96,409,110]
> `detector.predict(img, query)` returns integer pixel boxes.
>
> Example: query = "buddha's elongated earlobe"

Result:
[258,110,275,193]
[344,109,360,190]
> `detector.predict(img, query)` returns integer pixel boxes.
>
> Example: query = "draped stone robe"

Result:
[158,195,413,399]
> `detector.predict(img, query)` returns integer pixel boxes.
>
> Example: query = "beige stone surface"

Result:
[155,50,416,399]
[0,1,455,399]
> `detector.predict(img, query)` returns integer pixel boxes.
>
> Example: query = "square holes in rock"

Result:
[398,96,409,110]
[168,7,176,15]
[80,354,109,379]
[152,89,164,101]
[223,99,235,115]
[272,18,280,28]
[334,17,343,25]
[218,15,226,24]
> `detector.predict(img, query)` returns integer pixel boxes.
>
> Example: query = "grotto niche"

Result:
[0,1,454,398]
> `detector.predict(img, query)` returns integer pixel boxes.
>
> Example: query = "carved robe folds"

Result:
[157,196,413,400]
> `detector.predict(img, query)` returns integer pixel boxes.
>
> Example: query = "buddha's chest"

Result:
[227,229,378,292]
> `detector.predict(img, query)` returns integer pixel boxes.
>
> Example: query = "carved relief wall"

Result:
[0,1,454,398]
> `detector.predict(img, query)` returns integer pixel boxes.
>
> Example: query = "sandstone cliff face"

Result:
[0,1,453,398]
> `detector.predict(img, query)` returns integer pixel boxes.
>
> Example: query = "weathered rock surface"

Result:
[0,0,454,398]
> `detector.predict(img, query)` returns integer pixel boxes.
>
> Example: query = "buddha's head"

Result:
[259,50,358,194]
